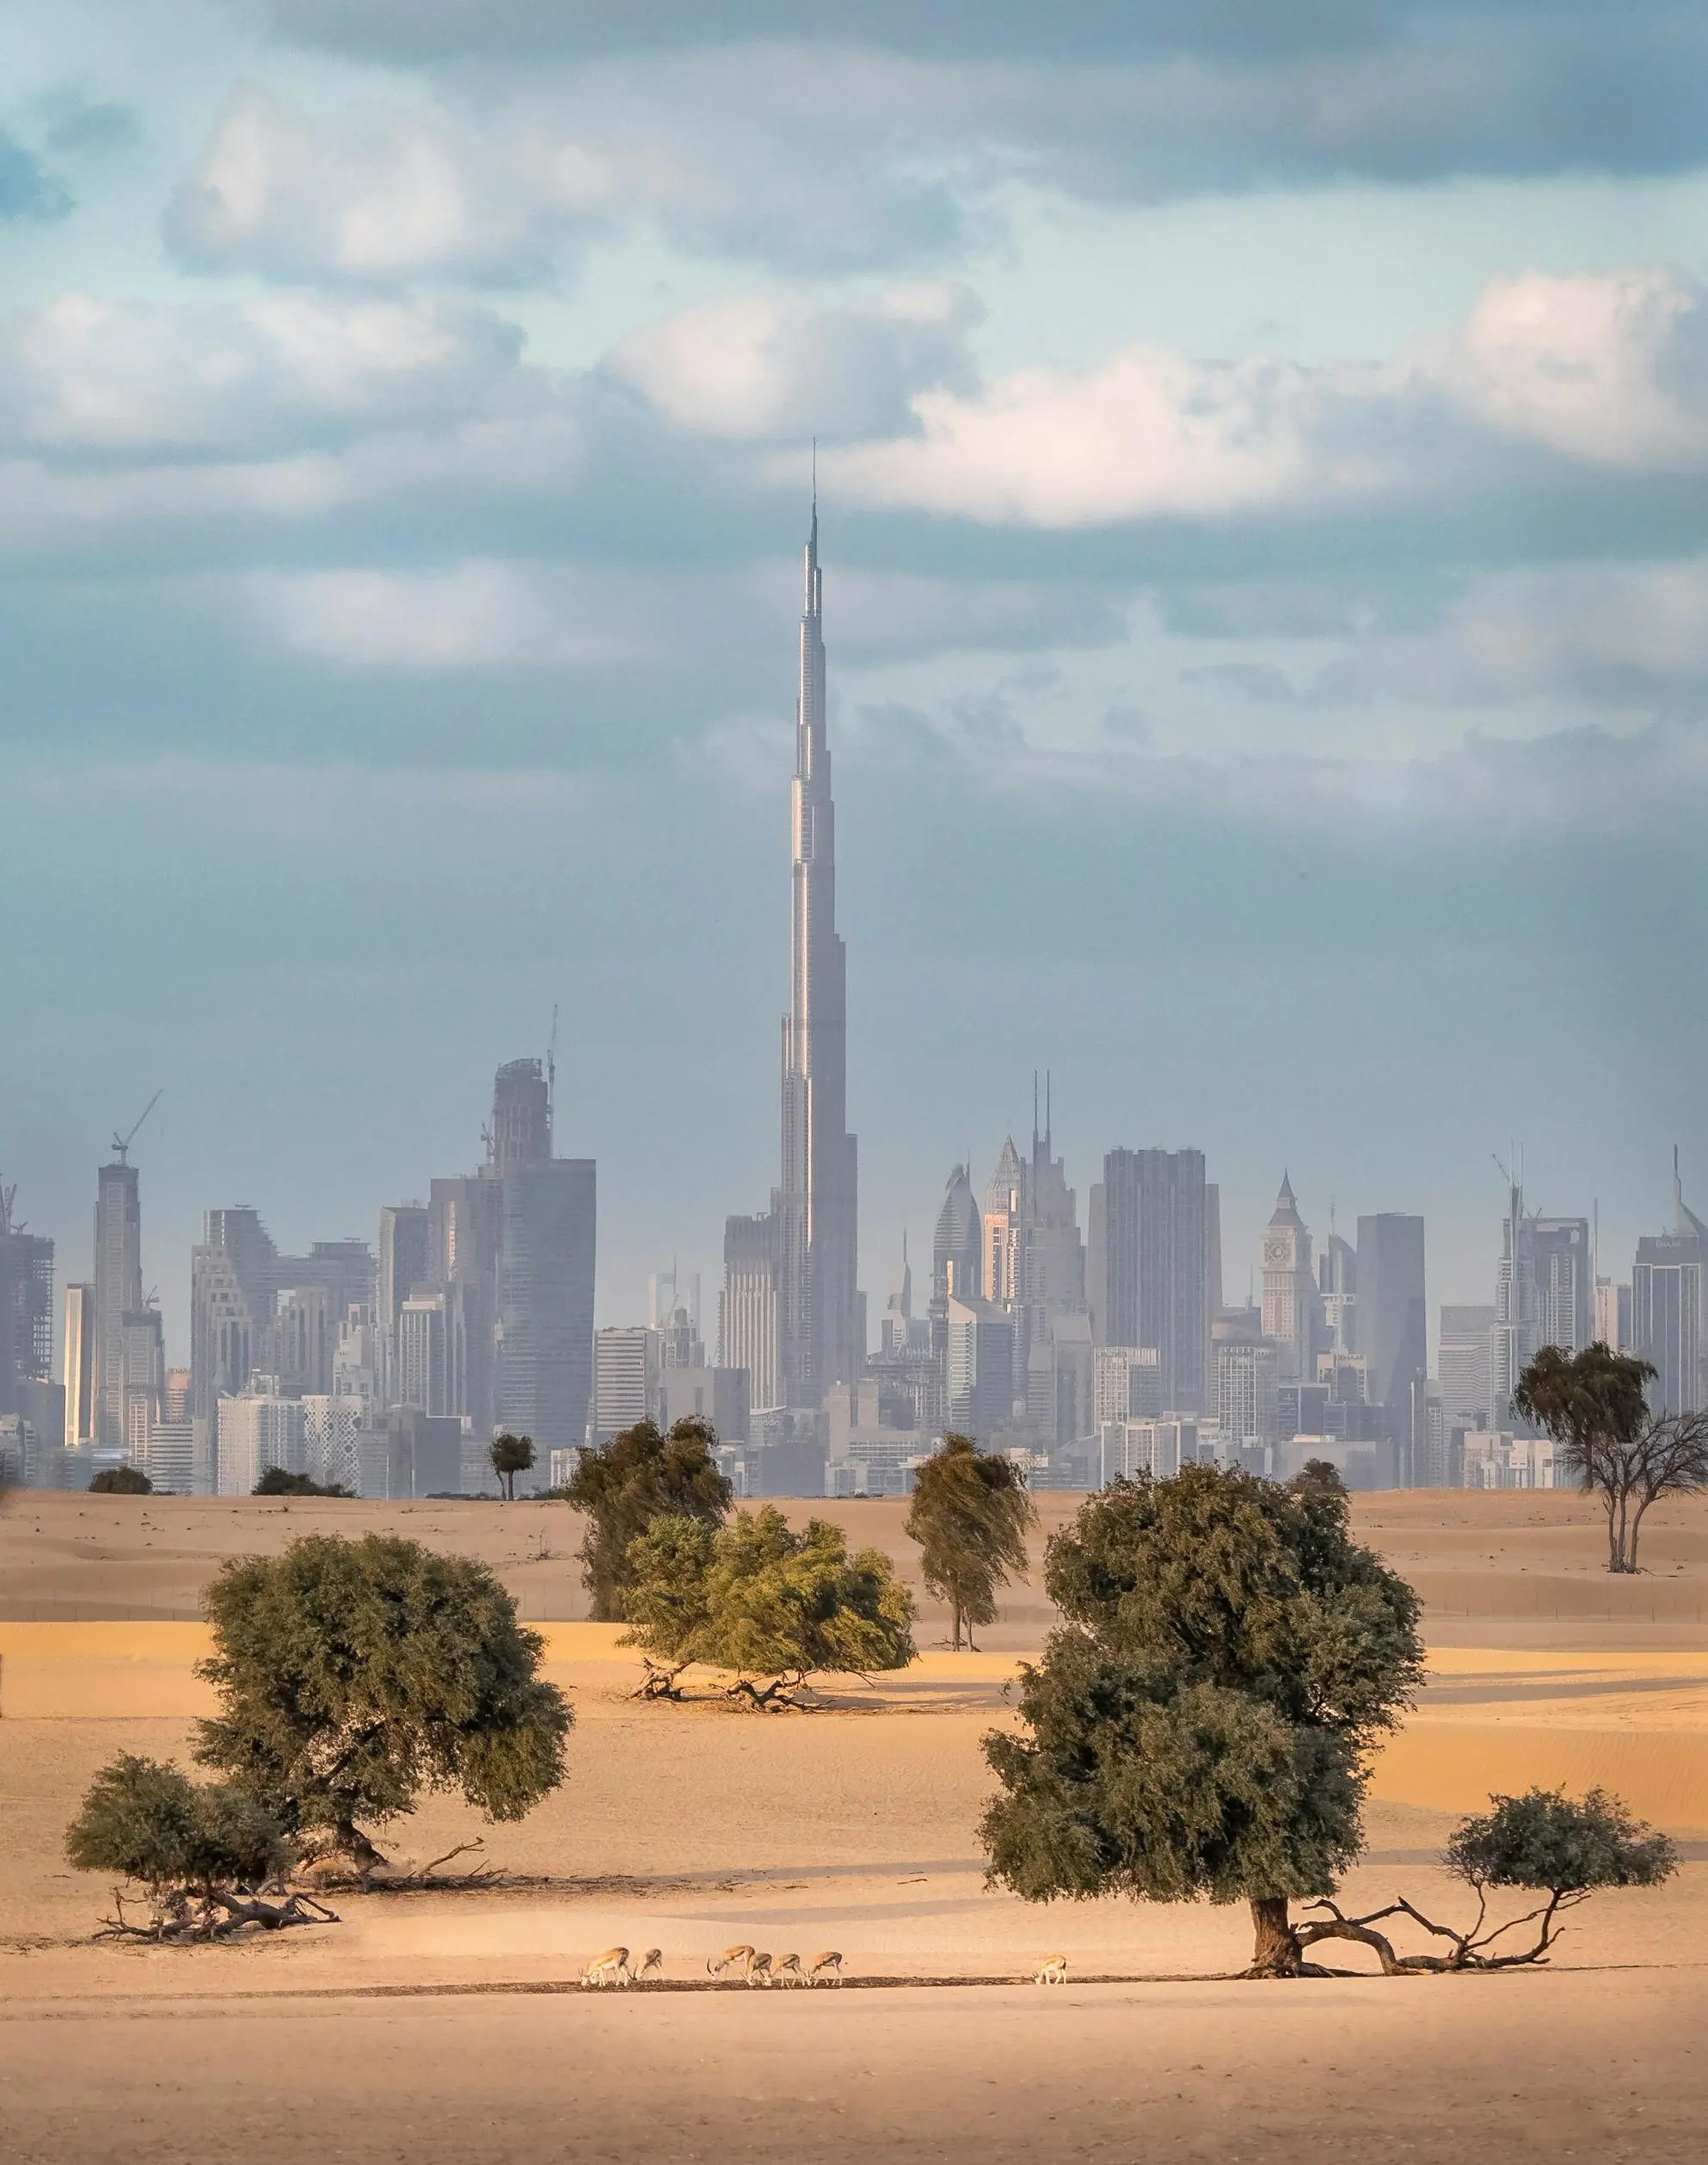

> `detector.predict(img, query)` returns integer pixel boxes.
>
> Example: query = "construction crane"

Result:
[112,1091,162,1166]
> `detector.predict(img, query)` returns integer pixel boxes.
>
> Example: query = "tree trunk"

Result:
[1247,1897,1303,1977]
[951,1602,962,1652]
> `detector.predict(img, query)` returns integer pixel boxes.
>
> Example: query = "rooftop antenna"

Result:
[112,1091,162,1166]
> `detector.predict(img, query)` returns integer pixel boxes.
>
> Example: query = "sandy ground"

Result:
[2,1488,1705,2161]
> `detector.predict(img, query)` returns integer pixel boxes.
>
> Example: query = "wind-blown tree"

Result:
[64,1752,334,1941]
[194,1534,571,1877]
[489,1432,537,1502]
[1295,1786,1677,1971]
[624,1504,916,1707]
[980,1465,1424,1977]
[565,1418,731,1620]
[1514,1344,1708,1572]
[906,1433,1037,1651]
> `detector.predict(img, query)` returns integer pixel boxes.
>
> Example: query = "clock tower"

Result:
[1261,1172,1320,1385]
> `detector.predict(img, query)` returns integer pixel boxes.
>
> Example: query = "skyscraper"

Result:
[93,1158,142,1450]
[777,500,859,1406]
[1631,1155,1707,1416]
[1094,1148,1209,1412]
[721,1211,782,1411]
[63,1282,94,1442]
[0,1184,54,1420]
[1261,1174,1319,1384]
[1356,1213,1428,1415]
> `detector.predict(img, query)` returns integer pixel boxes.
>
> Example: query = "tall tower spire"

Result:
[777,492,858,1405]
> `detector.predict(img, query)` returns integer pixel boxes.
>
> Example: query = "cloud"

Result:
[824,269,1708,527]
[607,285,980,441]
[0,127,71,220]
[248,559,636,672]
[253,3,1708,202]
[167,66,967,283]
[0,292,523,457]
[166,83,617,282]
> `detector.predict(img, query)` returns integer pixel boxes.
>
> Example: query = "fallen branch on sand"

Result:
[96,1885,340,1944]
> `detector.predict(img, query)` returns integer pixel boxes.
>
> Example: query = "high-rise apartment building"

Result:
[1217,1338,1281,1450]
[120,1307,165,1467]
[1594,1278,1631,1351]
[1356,1213,1427,1418]
[721,1213,782,1412]
[1440,1304,1496,1430]
[377,1202,430,1405]
[1631,1163,1707,1414]
[93,1158,142,1450]
[945,1295,1016,1438]
[1531,1216,1593,1356]
[63,1282,94,1442]
[724,505,859,1412]
[395,1293,449,1414]
[593,1325,655,1441]
[1318,1230,1356,1356]
[1092,1147,1209,1412]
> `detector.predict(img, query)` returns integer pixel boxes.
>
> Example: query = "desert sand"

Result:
[2,1486,1705,2162]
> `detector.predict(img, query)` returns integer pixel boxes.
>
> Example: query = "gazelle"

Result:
[581,1946,632,1989]
[707,1943,758,1978]
[774,1953,804,1986]
[636,1948,664,1981]
[807,1951,844,1987]
[1034,1954,1068,1986]
[746,1952,775,1987]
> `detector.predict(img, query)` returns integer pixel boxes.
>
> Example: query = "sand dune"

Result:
[3,1488,1705,2162]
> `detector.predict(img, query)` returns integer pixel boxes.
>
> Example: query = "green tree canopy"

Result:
[67,1754,290,1894]
[254,1467,350,1498]
[905,1433,1037,1650]
[90,1465,151,1494]
[564,1418,731,1620]
[980,1464,1424,1975]
[488,1432,537,1502]
[1514,1344,1708,1571]
[193,1533,571,1871]
[624,1504,916,1706]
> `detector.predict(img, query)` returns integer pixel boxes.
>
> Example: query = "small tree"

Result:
[565,1418,731,1620]
[1295,1787,1677,1971]
[194,1534,571,1875]
[906,1433,1037,1651]
[624,1504,916,1707]
[64,1752,334,1941]
[90,1466,151,1494]
[1514,1344,1708,1572]
[1289,1460,1347,1496]
[254,1468,351,1498]
[489,1432,537,1502]
[980,1465,1423,1976]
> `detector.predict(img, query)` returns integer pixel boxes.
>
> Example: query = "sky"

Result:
[3,0,1706,1362]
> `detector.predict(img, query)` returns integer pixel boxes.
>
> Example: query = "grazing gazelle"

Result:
[581,1947,632,1989]
[1034,1954,1068,1986]
[707,1944,758,1978]
[636,1948,664,1981]
[774,1953,804,1986]
[746,1952,775,1987]
[807,1951,844,1987]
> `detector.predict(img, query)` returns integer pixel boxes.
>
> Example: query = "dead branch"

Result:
[725,1670,813,1711]
[1296,1887,1576,1971]
[95,1884,339,1944]
[630,1660,691,1702]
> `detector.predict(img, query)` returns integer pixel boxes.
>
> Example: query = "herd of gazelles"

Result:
[581,1944,1072,1989]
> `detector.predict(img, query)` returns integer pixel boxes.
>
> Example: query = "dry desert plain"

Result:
[1,1485,1706,2163]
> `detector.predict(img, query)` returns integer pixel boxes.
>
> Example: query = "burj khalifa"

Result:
[777,499,859,1405]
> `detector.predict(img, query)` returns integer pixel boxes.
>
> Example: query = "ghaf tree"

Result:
[489,1432,537,1501]
[1514,1343,1708,1572]
[564,1418,731,1620]
[623,1503,916,1707]
[906,1432,1037,1651]
[194,1533,570,1877]
[980,1464,1423,1977]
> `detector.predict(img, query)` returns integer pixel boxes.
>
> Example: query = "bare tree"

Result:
[1514,1344,1708,1571]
